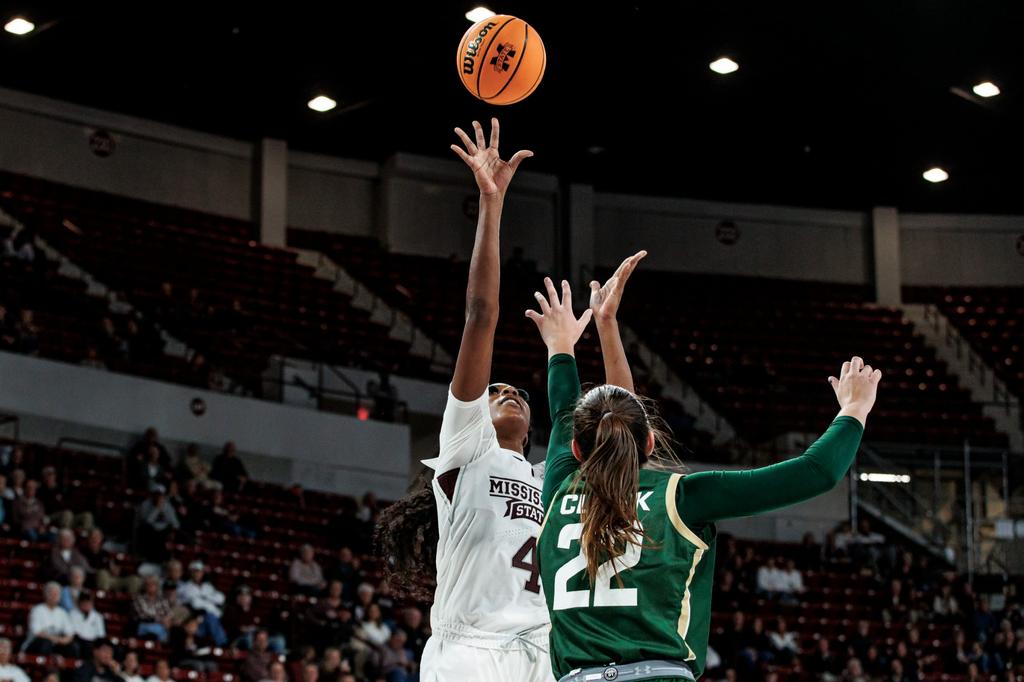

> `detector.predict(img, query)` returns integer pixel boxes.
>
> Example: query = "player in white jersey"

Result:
[375,118,590,682]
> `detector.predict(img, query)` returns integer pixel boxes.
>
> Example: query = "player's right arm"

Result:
[526,278,592,508]
[439,119,533,473]
[678,356,881,524]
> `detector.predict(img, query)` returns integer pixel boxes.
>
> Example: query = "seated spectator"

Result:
[840,657,869,682]
[326,547,361,602]
[60,566,88,611]
[768,617,800,665]
[128,428,171,470]
[318,648,348,682]
[176,444,220,490]
[48,529,91,584]
[0,637,30,682]
[72,639,121,682]
[25,582,77,656]
[263,661,288,682]
[290,544,327,596]
[211,441,248,494]
[121,651,145,682]
[146,659,172,682]
[223,585,286,653]
[13,479,48,541]
[178,561,228,646]
[170,613,218,673]
[70,592,106,657]
[305,581,354,651]
[353,583,375,621]
[81,528,142,594]
[0,444,26,477]
[131,445,169,492]
[379,630,415,682]
[39,466,93,531]
[134,575,173,642]
[15,309,39,355]
[206,488,255,538]
[135,485,179,562]
[807,637,841,681]
[396,606,428,661]
[778,558,805,605]
[301,663,319,682]
[240,630,276,682]
[357,603,391,649]
[755,557,785,597]
[934,582,960,621]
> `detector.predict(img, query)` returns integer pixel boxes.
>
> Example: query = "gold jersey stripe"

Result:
[665,473,710,550]
[676,546,706,661]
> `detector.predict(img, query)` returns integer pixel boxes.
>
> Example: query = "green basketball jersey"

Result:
[538,469,717,679]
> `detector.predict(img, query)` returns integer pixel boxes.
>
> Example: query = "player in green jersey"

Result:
[525,257,881,682]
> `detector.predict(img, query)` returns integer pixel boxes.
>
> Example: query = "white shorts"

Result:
[420,634,554,682]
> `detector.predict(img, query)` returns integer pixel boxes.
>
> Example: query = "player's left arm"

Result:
[590,250,646,392]
[679,356,881,524]
[525,278,591,509]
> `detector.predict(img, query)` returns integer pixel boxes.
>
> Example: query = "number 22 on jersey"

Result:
[552,521,643,610]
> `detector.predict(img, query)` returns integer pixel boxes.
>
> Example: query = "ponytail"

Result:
[577,410,644,584]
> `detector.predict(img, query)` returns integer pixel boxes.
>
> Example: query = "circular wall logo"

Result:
[89,130,116,158]
[715,220,740,246]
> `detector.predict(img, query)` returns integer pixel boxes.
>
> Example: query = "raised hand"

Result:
[590,250,647,322]
[450,118,533,196]
[525,277,593,358]
[828,356,882,424]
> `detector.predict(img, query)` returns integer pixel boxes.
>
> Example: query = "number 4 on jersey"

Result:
[512,537,541,594]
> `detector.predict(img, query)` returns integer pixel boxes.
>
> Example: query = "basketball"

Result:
[456,15,546,105]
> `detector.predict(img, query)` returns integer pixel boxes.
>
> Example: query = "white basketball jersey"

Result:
[425,388,548,636]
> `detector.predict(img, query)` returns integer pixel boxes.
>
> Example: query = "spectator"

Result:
[69,592,106,657]
[13,479,48,541]
[767,617,799,665]
[48,529,91,584]
[0,637,30,682]
[262,661,287,682]
[223,585,286,653]
[60,566,88,611]
[121,651,145,682]
[206,488,255,538]
[25,582,77,656]
[131,445,168,492]
[81,528,141,594]
[840,657,869,682]
[128,428,171,470]
[396,606,428,661]
[72,639,121,682]
[807,637,841,681]
[326,547,361,602]
[755,557,785,597]
[353,583,375,621]
[290,544,327,596]
[39,466,93,531]
[15,309,39,355]
[176,444,220,490]
[146,660,172,682]
[134,575,173,642]
[302,663,318,682]
[934,582,961,620]
[379,630,415,682]
[211,441,248,494]
[135,485,179,562]
[177,561,228,646]
[169,613,218,673]
[240,630,276,682]
[357,603,391,649]
[778,558,805,605]
[318,648,348,682]
[306,581,354,651]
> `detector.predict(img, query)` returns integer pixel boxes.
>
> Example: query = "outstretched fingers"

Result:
[472,120,486,150]
[454,127,477,155]
[508,149,534,171]
[489,117,500,149]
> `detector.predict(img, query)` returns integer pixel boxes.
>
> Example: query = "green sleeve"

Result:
[542,353,582,510]
[678,416,864,524]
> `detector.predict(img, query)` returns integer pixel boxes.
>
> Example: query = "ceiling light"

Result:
[972,81,1000,98]
[465,7,496,22]
[307,96,337,113]
[709,57,739,75]
[923,167,949,183]
[4,17,34,35]
[859,473,911,484]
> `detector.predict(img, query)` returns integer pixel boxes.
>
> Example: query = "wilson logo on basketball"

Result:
[489,44,517,73]
[462,21,497,74]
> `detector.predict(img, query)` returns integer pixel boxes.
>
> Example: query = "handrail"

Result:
[55,437,124,457]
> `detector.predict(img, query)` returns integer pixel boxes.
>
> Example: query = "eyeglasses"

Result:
[488,383,530,403]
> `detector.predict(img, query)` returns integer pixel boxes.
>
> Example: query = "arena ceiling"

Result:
[1,1,1021,213]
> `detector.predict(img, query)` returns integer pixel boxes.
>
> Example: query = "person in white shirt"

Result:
[120,651,145,682]
[177,561,228,646]
[0,637,30,682]
[70,592,107,654]
[779,558,805,605]
[25,582,77,656]
[357,604,391,648]
[768,617,800,665]
[375,119,555,682]
[756,558,785,596]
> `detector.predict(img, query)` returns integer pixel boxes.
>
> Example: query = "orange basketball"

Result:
[456,15,546,105]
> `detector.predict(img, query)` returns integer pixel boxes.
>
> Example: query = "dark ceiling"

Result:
[1,1,1021,213]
